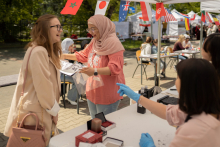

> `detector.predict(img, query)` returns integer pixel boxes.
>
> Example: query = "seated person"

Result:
[173,35,189,60]
[117,58,220,147]
[140,36,152,63]
[182,34,192,50]
[81,40,90,50]
[61,38,83,105]
[151,39,166,78]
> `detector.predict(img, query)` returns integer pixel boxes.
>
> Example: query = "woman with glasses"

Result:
[117,59,220,147]
[4,14,63,146]
[61,15,125,118]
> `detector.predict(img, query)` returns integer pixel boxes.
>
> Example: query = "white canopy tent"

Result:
[122,0,218,86]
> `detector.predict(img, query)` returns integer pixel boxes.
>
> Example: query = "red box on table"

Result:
[75,130,102,147]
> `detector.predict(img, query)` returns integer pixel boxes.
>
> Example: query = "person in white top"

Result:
[182,35,192,50]
[211,23,217,34]
[207,24,212,36]
[140,37,152,62]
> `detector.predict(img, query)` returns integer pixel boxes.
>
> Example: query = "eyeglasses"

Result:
[50,25,63,31]
[86,27,96,33]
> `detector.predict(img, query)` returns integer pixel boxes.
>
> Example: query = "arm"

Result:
[139,95,167,119]
[178,42,185,50]
[80,51,124,76]
[62,53,77,61]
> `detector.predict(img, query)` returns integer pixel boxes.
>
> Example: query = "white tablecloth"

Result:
[49,94,176,147]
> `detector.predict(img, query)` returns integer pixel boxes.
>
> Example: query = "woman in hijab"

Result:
[60,38,83,105]
[61,15,125,118]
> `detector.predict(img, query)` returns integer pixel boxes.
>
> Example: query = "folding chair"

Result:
[132,50,151,79]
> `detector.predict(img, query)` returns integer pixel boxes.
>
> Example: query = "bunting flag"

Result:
[213,17,220,25]
[206,12,213,23]
[185,18,190,31]
[60,0,83,15]
[156,3,166,21]
[174,11,190,19]
[190,13,196,21]
[119,1,130,22]
[129,7,135,13]
[140,2,151,21]
[94,0,110,15]
[164,8,177,22]
[201,11,206,23]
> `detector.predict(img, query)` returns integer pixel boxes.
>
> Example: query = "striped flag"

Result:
[164,8,177,22]
[175,11,190,19]
[206,12,213,23]
[140,2,151,21]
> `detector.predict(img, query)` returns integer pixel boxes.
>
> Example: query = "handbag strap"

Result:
[19,113,39,130]
[16,46,44,127]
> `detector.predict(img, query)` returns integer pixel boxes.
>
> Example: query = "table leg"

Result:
[63,75,66,108]
[154,60,157,86]
[177,55,179,64]
[141,58,143,85]
[164,58,166,75]
[77,94,79,114]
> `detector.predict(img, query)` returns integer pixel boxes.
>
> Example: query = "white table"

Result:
[139,53,179,86]
[174,50,200,58]
[49,94,176,147]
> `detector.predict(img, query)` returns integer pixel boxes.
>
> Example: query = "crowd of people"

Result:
[3,13,220,147]
[192,22,220,40]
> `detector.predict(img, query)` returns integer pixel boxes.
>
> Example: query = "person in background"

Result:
[173,35,188,60]
[81,40,90,50]
[207,24,212,36]
[162,21,167,35]
[61,38,75,53]
[61,15,125,119]
[60,38,84,105]
[196,25,201,40]
[182,35,192,50]
[151,39,166,78]
[117,58,220,147]
[211,22,217,34]
[218,25,220,33]
[140,37,152,63]
[4,14,62,146]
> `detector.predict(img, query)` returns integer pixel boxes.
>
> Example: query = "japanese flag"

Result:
[95,0,110,15]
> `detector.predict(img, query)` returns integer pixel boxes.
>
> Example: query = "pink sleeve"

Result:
[75,43,92,63]
[166,105,187,126]
[107,51,124,76]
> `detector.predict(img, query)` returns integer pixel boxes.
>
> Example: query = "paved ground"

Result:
[0,40,200,147]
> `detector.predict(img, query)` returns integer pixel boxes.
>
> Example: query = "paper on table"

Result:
[60,60,86,76]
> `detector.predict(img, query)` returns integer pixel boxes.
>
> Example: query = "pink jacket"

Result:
[166,105,220,147]
[75,42,125,105]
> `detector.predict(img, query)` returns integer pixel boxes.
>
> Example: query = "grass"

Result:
[121,39,166,50]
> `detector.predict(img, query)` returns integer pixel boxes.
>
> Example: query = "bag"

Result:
[7,47,46,147]
[7,113,46,147]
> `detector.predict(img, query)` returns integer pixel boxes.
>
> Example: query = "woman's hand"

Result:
[139,133,156,147]
[80,67,94,76]
[116,83,140,102]
[52,114,58,125]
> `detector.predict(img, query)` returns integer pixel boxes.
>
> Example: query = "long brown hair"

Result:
[26,14,62,69]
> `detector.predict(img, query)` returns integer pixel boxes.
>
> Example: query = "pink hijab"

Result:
[88,15,125,56]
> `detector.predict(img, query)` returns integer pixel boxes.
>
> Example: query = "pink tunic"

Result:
[166,105,220,147]
[75,42,125,105]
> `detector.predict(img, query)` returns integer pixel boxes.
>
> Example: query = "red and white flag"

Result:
[206,12,213,23]
[94,0,110,15]
[190,14,196,21]
[156,3,166,21]
[140,1,151,21]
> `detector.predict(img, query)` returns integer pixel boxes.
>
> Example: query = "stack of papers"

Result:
[60,60,86,76]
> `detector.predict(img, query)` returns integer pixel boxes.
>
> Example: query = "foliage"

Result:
[168,2,200,14]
